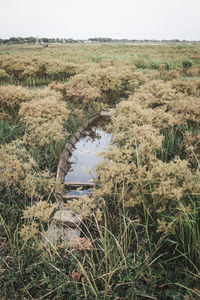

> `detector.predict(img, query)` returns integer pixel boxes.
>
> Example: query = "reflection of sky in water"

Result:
[65,127,112,183]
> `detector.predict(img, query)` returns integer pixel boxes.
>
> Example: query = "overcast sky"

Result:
[0,0,199,40]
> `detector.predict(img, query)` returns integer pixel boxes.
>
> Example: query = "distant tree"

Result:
[65,38,74,43]
[9,37,21,44]
[26,37,37,44]
[89,37,112,43]
[40,38,49,43]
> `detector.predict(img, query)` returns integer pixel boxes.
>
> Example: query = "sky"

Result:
[0,0,199,40]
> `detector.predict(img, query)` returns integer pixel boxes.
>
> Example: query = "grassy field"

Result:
[0,42,200,299]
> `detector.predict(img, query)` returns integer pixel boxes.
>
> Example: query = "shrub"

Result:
[133,80,181,108]
[23,118,65,147]
[0,137,62,207]
[0,55,84,84]
[19,97,69,124]
[22,117,66,170]
[180,131,200,168]
[20,200,58,243]
[0,139,37,187]
[78,99,199,243]
[0,69,10,81]
[20,170,62,199]
[0,85,32,118]
[1,56,38,81]
[144,70,160,81]
[45,60,84,80]
[186,65,200,77]
[90,66,145,102]
[31,86,62,101]
[172,96,200,128]
[90,138,198,216]
[171,79,200,96]
[64,73,103,109]
[163,69,181,80]
[0,139,44,206]
[0,85,63,120]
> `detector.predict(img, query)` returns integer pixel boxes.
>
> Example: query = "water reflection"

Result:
[65,119,112,184]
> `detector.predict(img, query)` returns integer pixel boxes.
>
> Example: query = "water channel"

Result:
[65,118,112,197]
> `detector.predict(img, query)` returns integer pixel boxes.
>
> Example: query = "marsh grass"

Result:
[159,126,184,162]
[0,118,25,145]
[0,43,199,86]
[0,42,200,299]
[1,201,199,299]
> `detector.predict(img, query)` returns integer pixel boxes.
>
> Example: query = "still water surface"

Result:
[65,119,112,196]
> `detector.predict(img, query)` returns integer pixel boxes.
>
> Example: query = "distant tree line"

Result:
[0,36,198,45]
[0,37,81,45]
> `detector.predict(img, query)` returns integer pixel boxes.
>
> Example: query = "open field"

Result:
[0,43,200,299]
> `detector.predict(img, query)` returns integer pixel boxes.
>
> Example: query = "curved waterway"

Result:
[65,118,112,197]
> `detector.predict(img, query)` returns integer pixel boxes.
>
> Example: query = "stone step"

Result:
[64,182,95,188]
[52,209,82,226]
[100,110,112,117]
[46,209,82,247]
